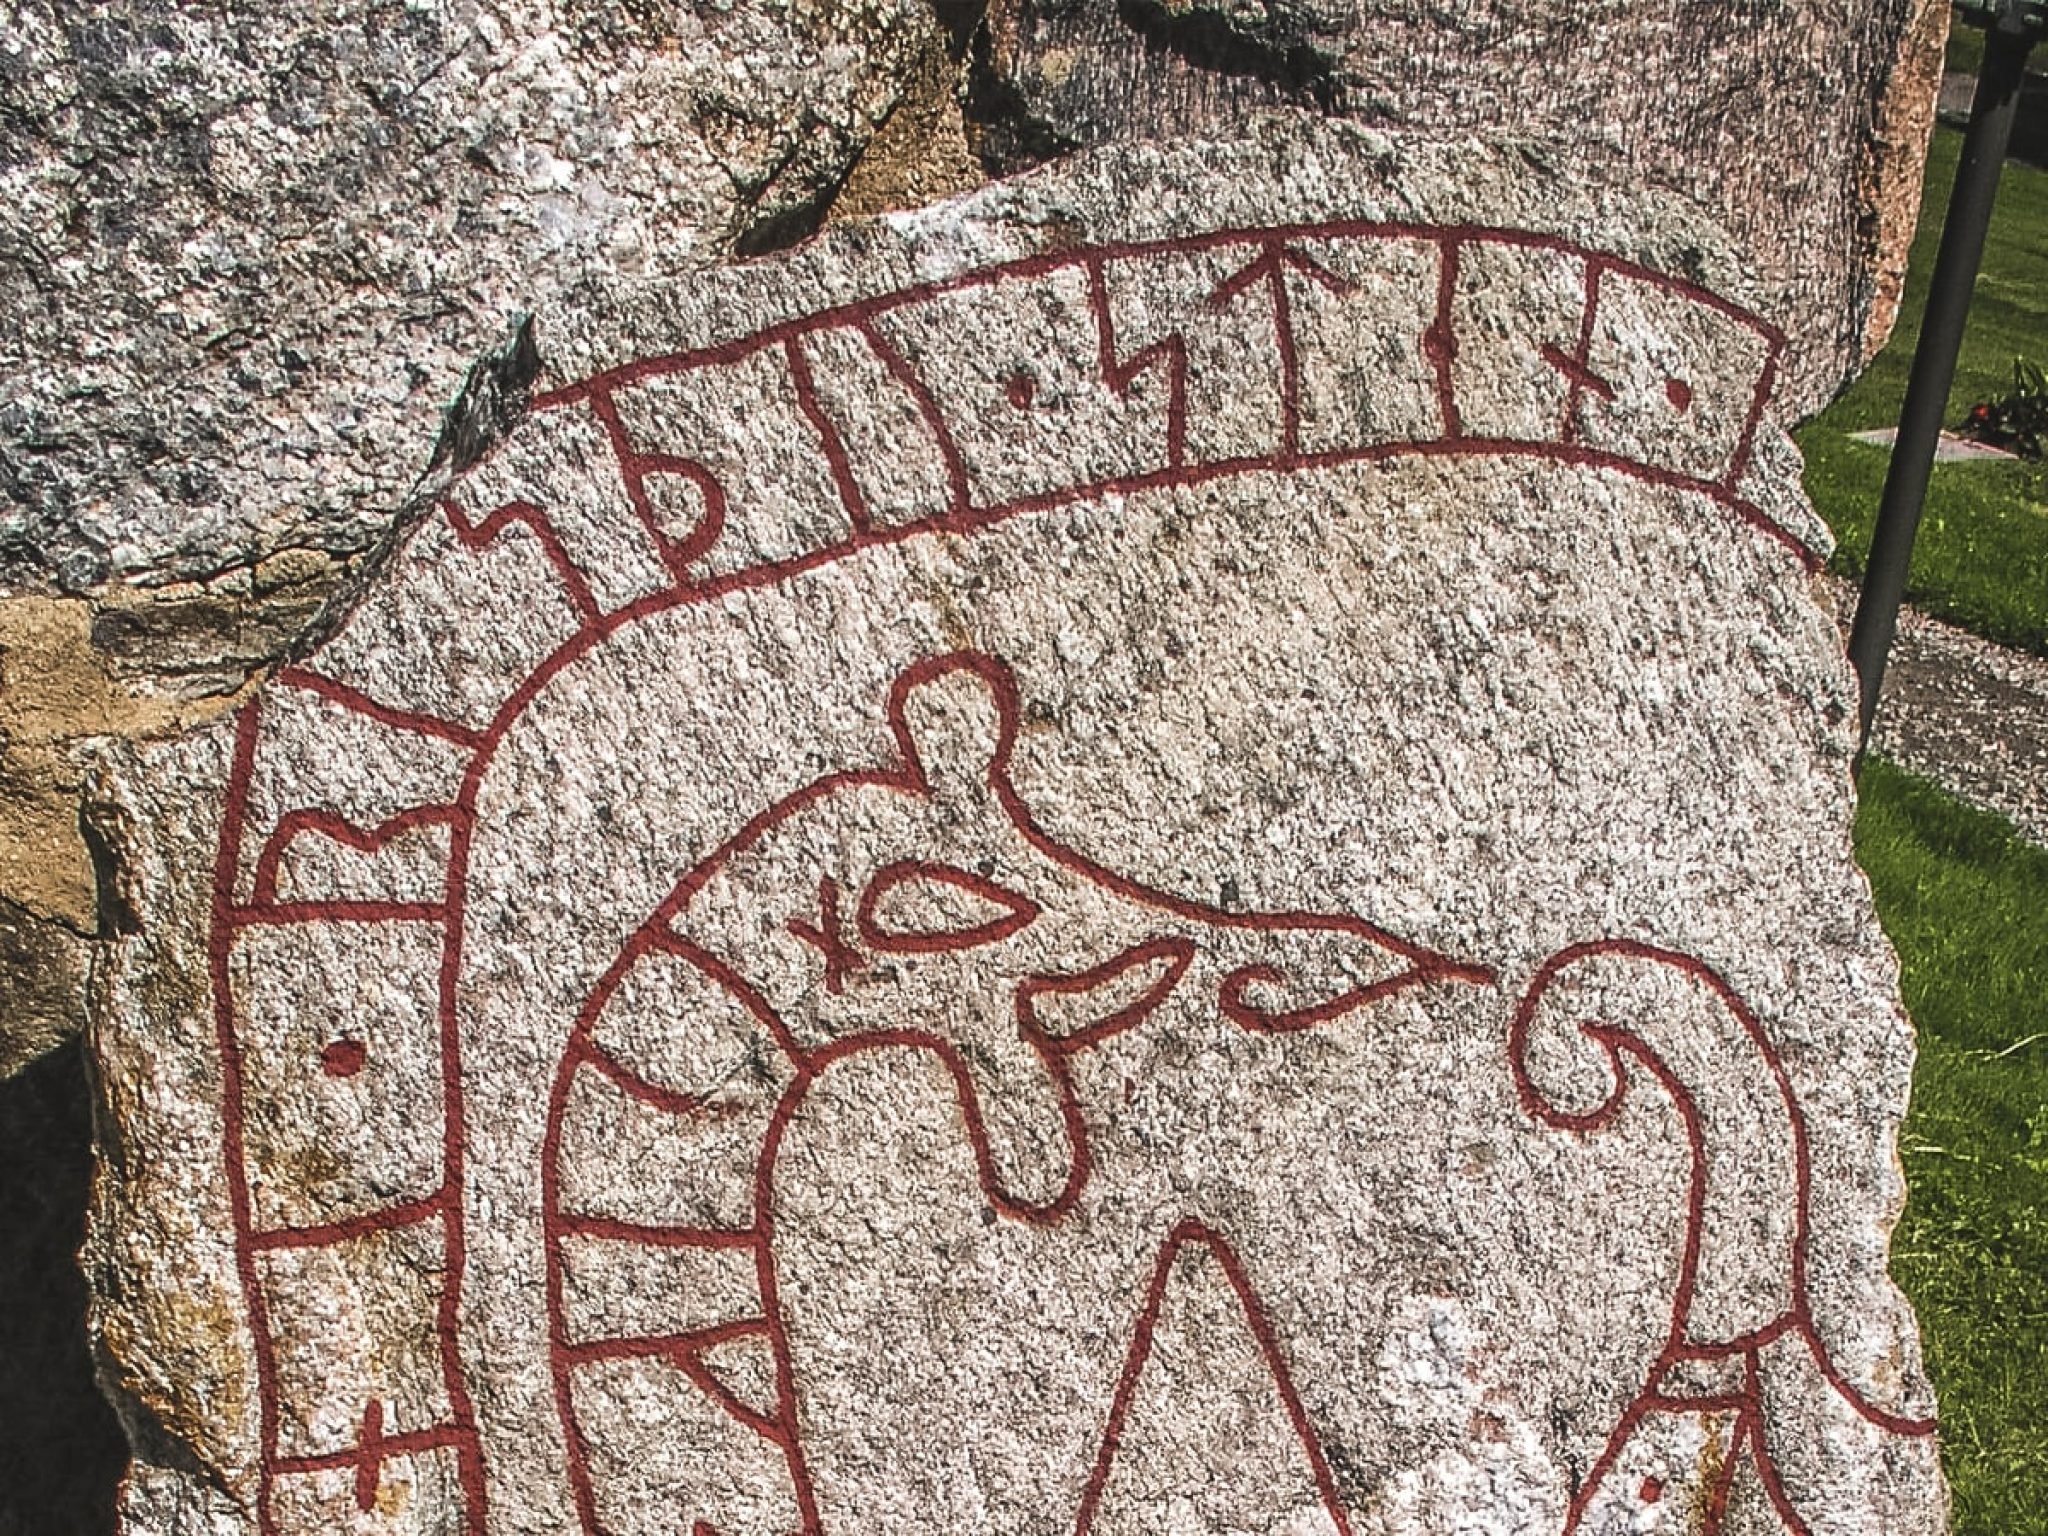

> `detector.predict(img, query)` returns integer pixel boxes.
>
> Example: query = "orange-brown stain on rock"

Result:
[829,33,986,222]
[1689,1416,1729,1535]
[1,556,341,1072]
[96,1267,257,1492]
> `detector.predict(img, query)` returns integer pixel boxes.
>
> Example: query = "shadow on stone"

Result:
[0,1040,127,1536]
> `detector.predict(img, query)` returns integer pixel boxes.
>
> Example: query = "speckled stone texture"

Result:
[0,0,1943,609]
[87,124,1946,1536]
[0,0,946,593]
[968,0,1948,420]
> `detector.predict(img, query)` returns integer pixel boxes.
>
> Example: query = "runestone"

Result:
[89,125,1946,1536]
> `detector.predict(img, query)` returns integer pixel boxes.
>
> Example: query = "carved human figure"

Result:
[534,651,1897,1536]
[170,191,1941,1536]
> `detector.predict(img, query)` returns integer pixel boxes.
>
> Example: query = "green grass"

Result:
[1855,757,2048,1535]
[1797,126,2048,655]
[1776,31,2044,1518]
[1943,9,2048,80]
[1947,10,1986,78]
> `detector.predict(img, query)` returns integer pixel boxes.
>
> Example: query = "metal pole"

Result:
[1848,3,2039,751]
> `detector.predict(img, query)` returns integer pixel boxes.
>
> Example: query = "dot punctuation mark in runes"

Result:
[202,217,1917,1536]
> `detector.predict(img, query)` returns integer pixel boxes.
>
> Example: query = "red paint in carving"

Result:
[274,667,483,751]
[232,898,444,927]
[1219,961,1442,1035]
[854,860,1040,953]
[882,654,1481,983]
[1205,241,1355,465]
[1072,1220,1355,1536]
[1017,937,1195,1052]
[1509,938,1935,1536]
[550,1212,757,1250]
[321,1038,368,1078]
[1090,256,1189,468]
[751,1062,825,1536]
[1640,1476,1663,1503]
[248,804,460,914]
[208,703,287,1532]
[785,335,873,534]
[540,988,607,1536]
[1428,238,1463,438]
[204,220,1883,1536]
[853,315,972,515]
[1559,259,1606,444]
[271,1418,466,1483]
[564,654,1484,1530]
[440,495,600,625]
[1728,347,1780,487]
[788,877,862,994]
[563,1030,752,1122]
[678,1336,787,1444]
[1666,377,1693,413]
[1543,340,1617,407]
[586,383,727,582]
[356,421,1823,813]
[1005,370,1037,410]
[524,221,1801,560]
[1212,241,1354,307]
[534,652,1486,1532]
[353,1399,387,1513]
[1745,1346,1820,1536]
[538,220,1781,412]
[244,1193,443,1254]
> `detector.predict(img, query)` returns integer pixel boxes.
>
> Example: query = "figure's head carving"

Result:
[668,655,1163,1045]
[634,650,1475,1214]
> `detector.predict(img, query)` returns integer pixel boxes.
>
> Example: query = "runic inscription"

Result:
[131,145,1939,1536]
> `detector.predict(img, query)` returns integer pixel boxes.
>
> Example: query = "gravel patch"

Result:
[1832,579,2048,846]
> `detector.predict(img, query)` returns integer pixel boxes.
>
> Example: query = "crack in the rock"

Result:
[280,312,541,672]
[734,146,861,258]
[431,312,541,480]
[76,798,139,941]
[1115,0,1343,109]
[960,13,1080,177]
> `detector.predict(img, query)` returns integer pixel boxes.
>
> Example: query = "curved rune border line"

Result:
[1510,941,1938,1535]
[538,648,1489,1536]
[548,218,1811,572]
[534,654,1936,1536]
[200,218,1918,1533]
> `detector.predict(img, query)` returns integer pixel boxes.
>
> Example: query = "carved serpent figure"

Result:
[532,651,1914,1536]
